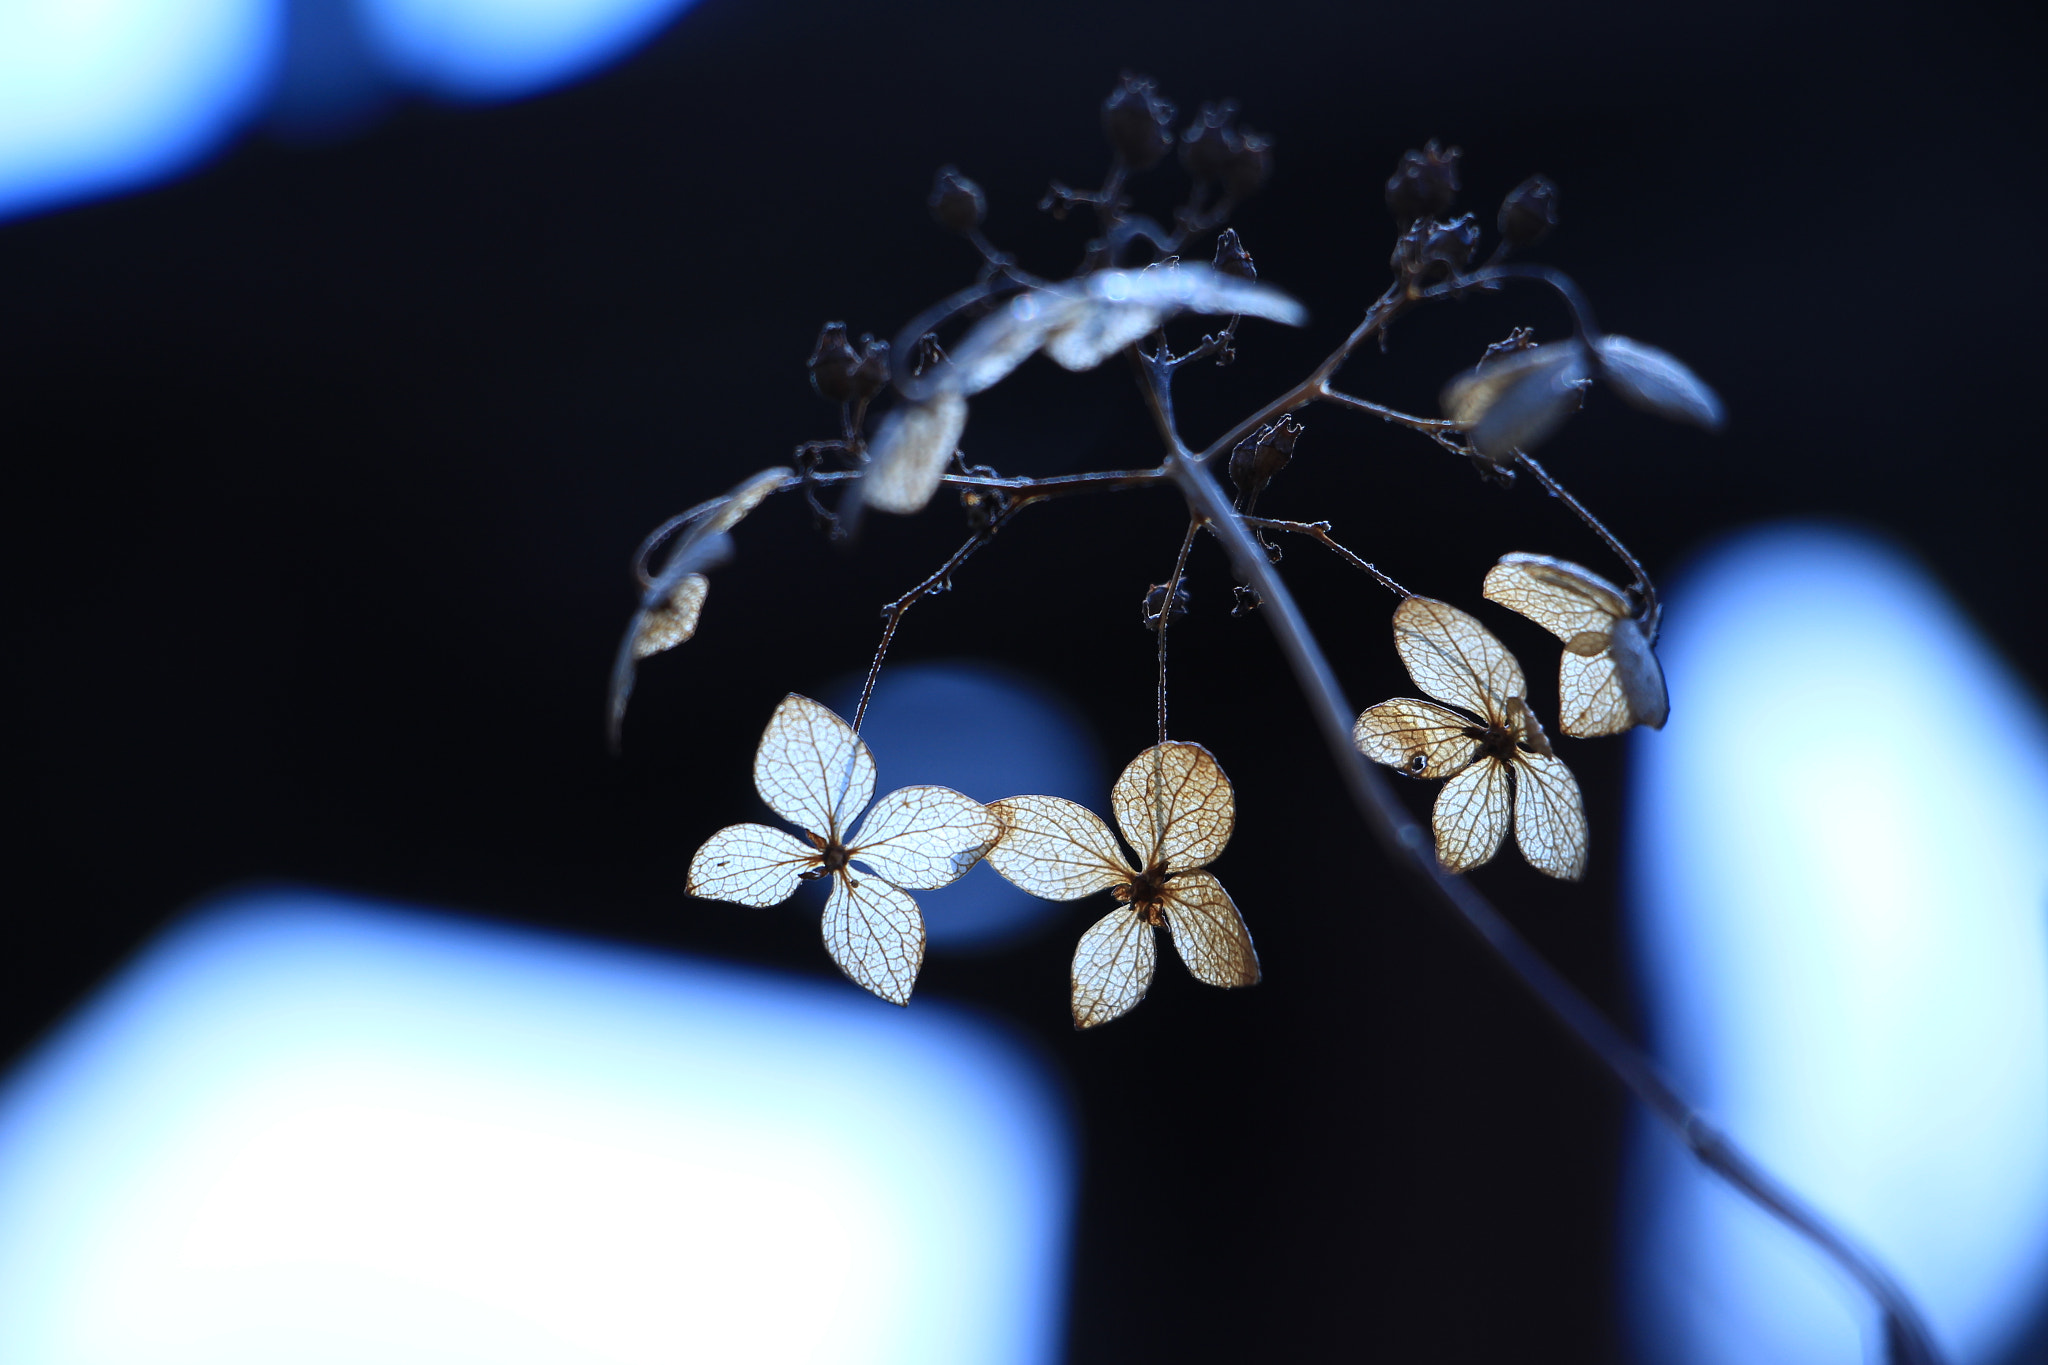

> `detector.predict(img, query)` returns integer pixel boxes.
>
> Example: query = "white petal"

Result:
[1354,698,1483,779]
[686,823,820,907]
[1393,595,1527,721]
[984,795,1132,900]
[1041,302,1168,371]
[1433,758,1512,873]
[946,291,1088,394]
[753,694,875,842]
[1109,741,1234,873]
[700,465,794,535]
[1596,335,1725,431]
[822,872,926,1006]
[864,392,968,515]
[1511,751,1589,880]
[1070,905,1157,1029]
[1082,264,1306,327]
[1161,870,1260,989]
[849,785,999,890]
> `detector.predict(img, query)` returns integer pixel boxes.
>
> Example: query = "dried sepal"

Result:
[863,390,969,515]
[608,466,792,749]
[1593,335,1725,431]
[986,740,1257,1028]
[1440,340,1592,463]
[686,694,998,1006]
[948,292,1088,395]
[1482,552,1669,736]
[1354,597,1589,880]
[630,572,707,659]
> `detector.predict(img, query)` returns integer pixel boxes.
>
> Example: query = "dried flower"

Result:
[1482,553,1668,736]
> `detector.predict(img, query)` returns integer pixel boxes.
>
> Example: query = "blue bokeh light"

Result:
[0,0,279,220]
[356,0,700,100]
[826,662,1102,952]
[0,890,1074,1364]
[1622,525,2048,1363]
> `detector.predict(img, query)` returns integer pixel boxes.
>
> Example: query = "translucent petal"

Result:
[1161,870,1260,989]
[1440,340,1591,461]
[1353,698,1483,779]
[1433,756,1511,873]
[630,572,707,660]
[1070,905,1157,1029]
[1482,552,1630,643]
[753,694,875,841]
[1393,595,1526,722]
[822,872,926,1006]
[1110,741,1234,873]
[1595,335,1725,431]
[863,391,968,515]
[1082,264,1306,327]
[1511,751,1589,880]
[1554,616,1667,738]
[1041,302,1167,372]
[983,795,1132,900]
[848,784,999,890]
[947,291,1088,394]
[685,823,820,908]
[700,465,793,535]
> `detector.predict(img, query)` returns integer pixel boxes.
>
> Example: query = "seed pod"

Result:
[849,335,890,403]
[1386,140,1461,225]
[1180,102,1241,184]
[1102,72,1175,171]
[1498,174,1559,251]
[1220,129,1272,200]
[928,166,986,235]
[1228,415,1302,509]
[807,322,861,402]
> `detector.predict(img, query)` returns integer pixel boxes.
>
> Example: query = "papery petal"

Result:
[984,795,1132,900]
[823,872,926,1006]
[1441,340,1591,461]
[1353,698,1483,779]
[1161,870,1260,989]
[947,291,1088,393]
[1433,756,1511,873]
[686,823,820,907]
[849,784,999,890]
[1512,751,1589,880]
[1110,741,1234,873]
[1482,552,1630,643]
[753,694,875,842]
[864,392,969,515]
[630,572,708,660]
[1070,905,1157,1029]
[1393,595,1527,722]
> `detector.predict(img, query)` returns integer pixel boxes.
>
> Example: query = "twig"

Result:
[1238,516,1409,596]
[1154,515,1203,744]
[1516,451,1658,614]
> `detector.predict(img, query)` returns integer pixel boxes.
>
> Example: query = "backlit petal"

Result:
[822,872,926,1006]
[849,784,999,890]
[984,795,1132,900]
[1353,698,1483,779]
[1433,756,1511,873]
[1512,751,1589,880]
[1393,596,1527,721]
[686,823,820,908]
[1161,870,1260,989]
[1109,741,1234,873]
[1070,905,1157,1029]
[753,694,875,841]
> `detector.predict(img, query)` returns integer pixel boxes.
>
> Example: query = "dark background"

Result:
[7,0,2044,1359]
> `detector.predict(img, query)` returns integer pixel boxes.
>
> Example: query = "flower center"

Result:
[1115,866,1170,925]
[799,830,851,879]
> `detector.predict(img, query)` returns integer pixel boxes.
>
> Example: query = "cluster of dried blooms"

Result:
[615,71,1720,1027]
[605,77,1953,1361]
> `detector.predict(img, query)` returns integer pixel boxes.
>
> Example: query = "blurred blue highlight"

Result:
[1623,524,2048,1363]
[0,0,701,218]
[0,890,1074,1364]
[829,662,1103,952]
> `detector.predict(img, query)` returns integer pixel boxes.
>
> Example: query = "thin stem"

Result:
[1515,451,1657,614]
[851,496,1037,733]
[1315,387,1461,435]
[1238,517,1409,597]
[1175,453,1945,1365]
[1154,515,1202,744]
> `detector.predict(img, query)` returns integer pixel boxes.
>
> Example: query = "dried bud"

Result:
[808,322,861,402]
[1102,72,1175,171]
[1385,140,1461,225]
[1221,129,1271,200]
[1228,414,1302,508]
[1213,228,1256,281]
[909,332,948,379]
[1424,213,1482,271]
[1230,583,1263,617]
[850,335,890,403]
[1498,174,1559,251]
[928,166,986,235]
[1180,102,1241,183]
[1141,581,1191,630]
